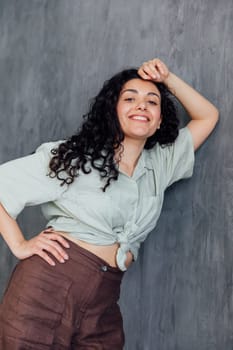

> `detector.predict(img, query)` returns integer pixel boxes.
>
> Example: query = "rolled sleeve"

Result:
[150,127,195,189]
[0,141,66,219]
[164,127,195,187]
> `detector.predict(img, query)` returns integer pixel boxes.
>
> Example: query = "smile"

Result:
[129,115,150,121]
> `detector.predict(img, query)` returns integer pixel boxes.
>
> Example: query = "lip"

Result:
[128,114,150,122]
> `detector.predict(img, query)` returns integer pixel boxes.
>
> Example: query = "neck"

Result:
[116,137,146,176]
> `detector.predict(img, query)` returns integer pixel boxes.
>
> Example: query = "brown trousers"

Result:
[0,241,125,349]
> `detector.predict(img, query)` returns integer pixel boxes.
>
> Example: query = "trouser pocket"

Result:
[0,257,72,347]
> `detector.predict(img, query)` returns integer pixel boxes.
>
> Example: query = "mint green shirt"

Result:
[0,127,194,271]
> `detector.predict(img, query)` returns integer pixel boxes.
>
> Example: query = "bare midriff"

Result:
[57,231,133,269]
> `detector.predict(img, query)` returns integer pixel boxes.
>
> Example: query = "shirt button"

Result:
[100,265,108,272]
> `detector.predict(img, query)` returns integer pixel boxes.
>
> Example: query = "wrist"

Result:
[163,71,176,87]
[11,238,27,257]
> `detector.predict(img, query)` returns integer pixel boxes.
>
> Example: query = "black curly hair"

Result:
[49,69,179,191]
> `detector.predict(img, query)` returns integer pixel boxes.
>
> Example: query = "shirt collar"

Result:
[93,148,154,180]
[132,149,154,181]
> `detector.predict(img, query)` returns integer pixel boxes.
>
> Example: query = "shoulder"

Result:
[35,140,65,160]
[148,127,193,159]
[145,127,195,187]
[36,140,65,153]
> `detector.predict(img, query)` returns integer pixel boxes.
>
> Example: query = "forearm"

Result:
[163,72,219,123]
[0,203,25,256]
[138,58,219,150]
[0,202,70,265]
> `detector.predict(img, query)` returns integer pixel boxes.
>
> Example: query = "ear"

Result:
[157,114,163,129]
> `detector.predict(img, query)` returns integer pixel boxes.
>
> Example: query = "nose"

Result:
[136,100,147,110]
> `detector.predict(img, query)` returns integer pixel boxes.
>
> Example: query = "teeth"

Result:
[131,115,148,121]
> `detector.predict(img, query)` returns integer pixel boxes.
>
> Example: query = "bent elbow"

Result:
[210,106,220,130]
[214,107,220,123]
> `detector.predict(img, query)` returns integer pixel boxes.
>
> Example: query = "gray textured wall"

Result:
[0,0,232,349]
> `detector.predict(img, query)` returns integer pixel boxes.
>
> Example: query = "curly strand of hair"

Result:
[49,68,179,191]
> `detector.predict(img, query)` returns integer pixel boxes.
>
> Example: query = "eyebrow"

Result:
[120,88,160,99]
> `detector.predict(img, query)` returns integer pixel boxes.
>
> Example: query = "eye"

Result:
[148,100,158,105]
[124,97,135,102]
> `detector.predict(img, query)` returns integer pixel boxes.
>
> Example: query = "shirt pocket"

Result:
[136,193,164,230]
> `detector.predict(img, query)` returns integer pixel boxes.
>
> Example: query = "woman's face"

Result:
[116,78,162,144]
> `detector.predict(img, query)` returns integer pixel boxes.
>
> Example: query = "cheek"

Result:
[116,103,123,120]
[117,101,128,115]
[116,106,125,128]
[116,102,120,115]
[151,109,162,122]
[116,103,130,124]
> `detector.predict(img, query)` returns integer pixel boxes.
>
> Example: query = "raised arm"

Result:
[138,58,219,150]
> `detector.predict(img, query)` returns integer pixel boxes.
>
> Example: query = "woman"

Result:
[0,58,218,349]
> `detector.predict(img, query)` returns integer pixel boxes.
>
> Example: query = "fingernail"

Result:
[60,259,65,263]
[51,262,56,266]
[64,255,69,260]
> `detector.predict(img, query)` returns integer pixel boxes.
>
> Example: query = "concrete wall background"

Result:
[0,1,233,349]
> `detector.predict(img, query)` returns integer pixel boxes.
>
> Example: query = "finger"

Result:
[43,227,54,233]
[37,250,56,266]
[138,66,151,80]
[41,238,69,262]
[41,233,70,258]
[33,234,68,263]
[152,59,168,76]
[156,62,165,75]
[141,64,158,80]
[46,233,70,249]
[139,63,154,79]
[147,62,161,80]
